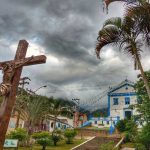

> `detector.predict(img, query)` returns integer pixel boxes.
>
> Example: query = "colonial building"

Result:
[108,79,137,120]
[8,114,73,132]
[89,79,138,128]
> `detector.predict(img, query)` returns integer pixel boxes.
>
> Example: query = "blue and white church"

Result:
[108,79,137,120]
[86,79,138,128]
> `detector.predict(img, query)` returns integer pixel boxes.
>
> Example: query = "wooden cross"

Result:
[0,40,46,149]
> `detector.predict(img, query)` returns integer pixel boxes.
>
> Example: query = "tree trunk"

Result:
[15,111,20,129]
[54,116,57,130]
[133,46,150,99]
[42,145,46,150]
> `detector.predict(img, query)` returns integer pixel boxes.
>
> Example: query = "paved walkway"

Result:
[73,137,120,150]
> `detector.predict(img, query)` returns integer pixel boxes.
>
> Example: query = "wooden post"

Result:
[0,40,46,149]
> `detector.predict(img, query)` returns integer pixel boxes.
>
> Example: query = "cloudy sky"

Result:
[0,0,150,110]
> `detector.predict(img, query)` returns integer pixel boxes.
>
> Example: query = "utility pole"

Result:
[19,77,31,89]
[72,98,80,111]
[72,98,80,128]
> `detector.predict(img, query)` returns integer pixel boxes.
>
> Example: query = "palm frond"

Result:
[103,17,122,29]
[126,3,150,44]
[96,26,120,57]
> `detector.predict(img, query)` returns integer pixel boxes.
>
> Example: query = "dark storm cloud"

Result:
[0,0,145,109]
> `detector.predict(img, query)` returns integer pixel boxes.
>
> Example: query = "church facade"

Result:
[108,79,137,120]
[90,79,138,128]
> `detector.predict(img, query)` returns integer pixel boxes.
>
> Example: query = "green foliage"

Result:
[52,130,63,146]
[14,89,73,133]
[99,141,115,150]
[64,129,77,144]
[135,71,150,123]
[136,123,150,149]
[125,120,138,142]
[32,131,51,150]
[134,143,146,150]
[92,108,108,117]
[32,131,51,139]
[8,128,28,142]
[116,119,138,142]
[116,119,127,132]
[36,138,51,150]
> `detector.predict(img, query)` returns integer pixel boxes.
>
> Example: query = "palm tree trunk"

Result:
[15,112,20,129]
[133,46,150,99]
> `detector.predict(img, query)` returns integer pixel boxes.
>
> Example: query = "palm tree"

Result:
[101,0,150,98]
[13,88,29,128]
[49,99,72,129]
[125,2,150,43]
[103,0,149,9]
[95,16,150,99]
[24,95,51,134]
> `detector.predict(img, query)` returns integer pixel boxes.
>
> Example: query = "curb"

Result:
[71,136,96,150]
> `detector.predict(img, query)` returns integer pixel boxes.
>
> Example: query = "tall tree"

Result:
[24,95,51,134]
[125,2,150,43]
[49,99,72,129]
[14,88,30,128]
[135,71,150,124]
[95,16,150,99]
[102,0,150,98]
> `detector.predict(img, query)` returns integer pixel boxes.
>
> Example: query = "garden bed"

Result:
[4,139,85,150]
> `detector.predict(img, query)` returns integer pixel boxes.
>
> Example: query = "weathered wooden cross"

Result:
[0,40,46,149]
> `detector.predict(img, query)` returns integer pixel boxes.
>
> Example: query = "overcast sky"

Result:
[0,0,150,110]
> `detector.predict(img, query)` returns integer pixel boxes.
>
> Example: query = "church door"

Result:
[125,111,132,119]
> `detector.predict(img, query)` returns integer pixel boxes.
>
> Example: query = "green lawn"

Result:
[4,139,85,150]
[121,142,135,148]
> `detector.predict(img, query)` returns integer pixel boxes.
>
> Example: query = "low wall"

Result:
[76,128,121,138]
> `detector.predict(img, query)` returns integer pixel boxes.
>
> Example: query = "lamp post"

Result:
[27,85,47,95]
[34,85,47,93]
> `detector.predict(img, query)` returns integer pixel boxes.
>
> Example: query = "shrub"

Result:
[116,119,137,142]
[134,143,146,150]
[100,141,115,150]
[116,119,127,132]
[51,130,63,146]
[125,120,138,142]
[64,129,77,144]
[32,131,51,139]
[32,131,51,150]
[8,128,28,144]
[136,124,150,149]
[124,131,131,143]
[36,138,51,150]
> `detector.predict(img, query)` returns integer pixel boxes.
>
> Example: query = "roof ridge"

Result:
[108,79,135,93]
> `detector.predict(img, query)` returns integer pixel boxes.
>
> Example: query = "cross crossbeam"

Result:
[0,55,46,68]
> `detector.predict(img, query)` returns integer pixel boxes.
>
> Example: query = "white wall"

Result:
[110,85,137,119]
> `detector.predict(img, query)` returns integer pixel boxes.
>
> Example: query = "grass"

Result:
[121,142,135,148]
[4,139,85,150]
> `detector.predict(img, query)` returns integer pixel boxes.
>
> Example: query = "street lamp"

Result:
[26,85,47,95]
[34,85,47,93]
